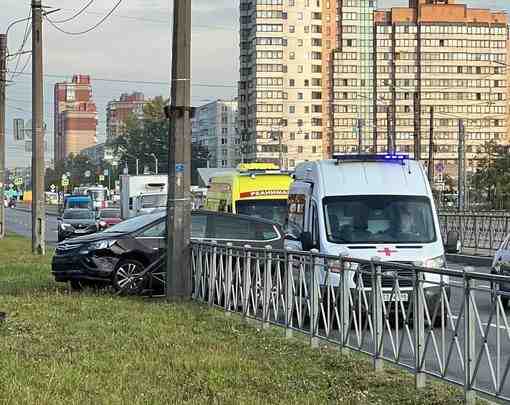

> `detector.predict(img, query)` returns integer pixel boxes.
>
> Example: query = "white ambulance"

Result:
[286,154,449,308]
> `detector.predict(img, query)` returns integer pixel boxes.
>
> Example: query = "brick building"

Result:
[53,75,97,164]
[106,92,146,141]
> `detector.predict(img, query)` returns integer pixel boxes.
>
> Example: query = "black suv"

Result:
[58,209,99,242]
[52,210,283,291]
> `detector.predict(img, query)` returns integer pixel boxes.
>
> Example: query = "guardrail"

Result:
[439,214,508,254]
[182,241,510,404]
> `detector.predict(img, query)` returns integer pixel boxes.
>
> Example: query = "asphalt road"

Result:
[5,207,59,246]
[5,207,509,399]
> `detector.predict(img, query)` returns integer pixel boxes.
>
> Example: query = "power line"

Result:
[5,70,236,88]
[55,7,235,31]
[48,0,95,24]
[44,0,122,36]
[8,8,32,82]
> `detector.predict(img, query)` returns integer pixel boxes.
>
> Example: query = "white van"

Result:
[286,154,448,309]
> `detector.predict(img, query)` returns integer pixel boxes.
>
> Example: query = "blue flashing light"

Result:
[333,153,409,164]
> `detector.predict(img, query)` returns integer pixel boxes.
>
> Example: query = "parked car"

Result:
[491,235,510,308]
[51,210,284,291]
[97,208,122,230]
[58,209,99,242]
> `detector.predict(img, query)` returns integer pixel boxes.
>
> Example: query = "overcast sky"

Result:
[2,0,509,167]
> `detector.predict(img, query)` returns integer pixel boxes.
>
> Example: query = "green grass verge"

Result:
[0,234,464,404]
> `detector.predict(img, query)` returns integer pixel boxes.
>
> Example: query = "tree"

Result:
[109,95,209,184]
[191,143,209,185]
[45,153,103,192]
[109,96,169,175]
[469,142,510,210]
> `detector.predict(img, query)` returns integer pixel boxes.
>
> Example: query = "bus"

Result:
[204,163,292,226]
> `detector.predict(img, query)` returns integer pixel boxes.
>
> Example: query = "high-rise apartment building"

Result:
[106,92,147,141]
[192,99,240,168]
[239,0,331,169]
[333,0,508,180]
[330,0,377,155]
[54,75,97,164]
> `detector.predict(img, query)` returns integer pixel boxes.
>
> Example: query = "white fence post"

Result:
[242,244,252,318]
[414,270,426,389]
[263,245,273,329]
[341,254,350,354]
[310,249,320,349]
[464,268,476,405]
[208,241,218,307]
[372,257,384,372]
[285,247,293,339]
[224,242,233,315]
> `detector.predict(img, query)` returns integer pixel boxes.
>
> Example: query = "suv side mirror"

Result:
[300,231,316,251]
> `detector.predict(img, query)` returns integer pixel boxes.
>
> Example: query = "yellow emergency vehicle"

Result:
[204,163,292,225]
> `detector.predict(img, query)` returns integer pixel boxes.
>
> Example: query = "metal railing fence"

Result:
[190,241,510,404]
[439,213,510,253]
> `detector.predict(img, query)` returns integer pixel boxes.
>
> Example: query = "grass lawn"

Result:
[0,234,465,404]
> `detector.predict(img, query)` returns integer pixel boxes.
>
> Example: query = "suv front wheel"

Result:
[113,259,146,295]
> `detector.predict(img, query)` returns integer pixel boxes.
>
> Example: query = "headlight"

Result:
[420,256,445,269]
[83,240,117,252]
[60,223,73,230]
[99,221,107,228]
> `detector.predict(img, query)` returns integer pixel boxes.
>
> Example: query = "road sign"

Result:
[435,162,445,174]
[103,169,109,176]
[84,170,91,178]
[50,184,56,192]
[61,178,69,187]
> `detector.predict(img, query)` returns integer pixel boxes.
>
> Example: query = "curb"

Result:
[13,206,59,217]
[446,253,492,268]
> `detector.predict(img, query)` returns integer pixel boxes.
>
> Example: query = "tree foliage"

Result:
[469,141,510,209]
[45,153,104,191]
[109,96,208,184]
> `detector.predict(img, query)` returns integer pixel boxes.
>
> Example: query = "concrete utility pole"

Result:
[32,0,45,254]
[357,118,363,154]
[413,92,421,161]
[428,107,434,184]
[0,34,6,239]
[386,106,395,154]
[458,119,466,211]
[166,0,192,300]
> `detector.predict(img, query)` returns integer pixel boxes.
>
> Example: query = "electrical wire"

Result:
[9,8,32,82]
[48,0,95,24]
[44,0,122,36]
[5,70,236,88]
[10,54,32,82]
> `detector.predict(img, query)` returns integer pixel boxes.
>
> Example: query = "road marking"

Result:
[450,315,510,331]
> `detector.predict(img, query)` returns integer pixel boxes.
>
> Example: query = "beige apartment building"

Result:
[54,75,97,165]
[333,0,509,182]
[239,0,327,169]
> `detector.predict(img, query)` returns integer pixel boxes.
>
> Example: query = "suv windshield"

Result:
[236,199,287,226]
[323,195,436,244]
[104,212,164,233]
[63,210,95,220]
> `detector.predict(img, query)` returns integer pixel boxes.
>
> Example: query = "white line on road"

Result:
[450,315,510,331]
